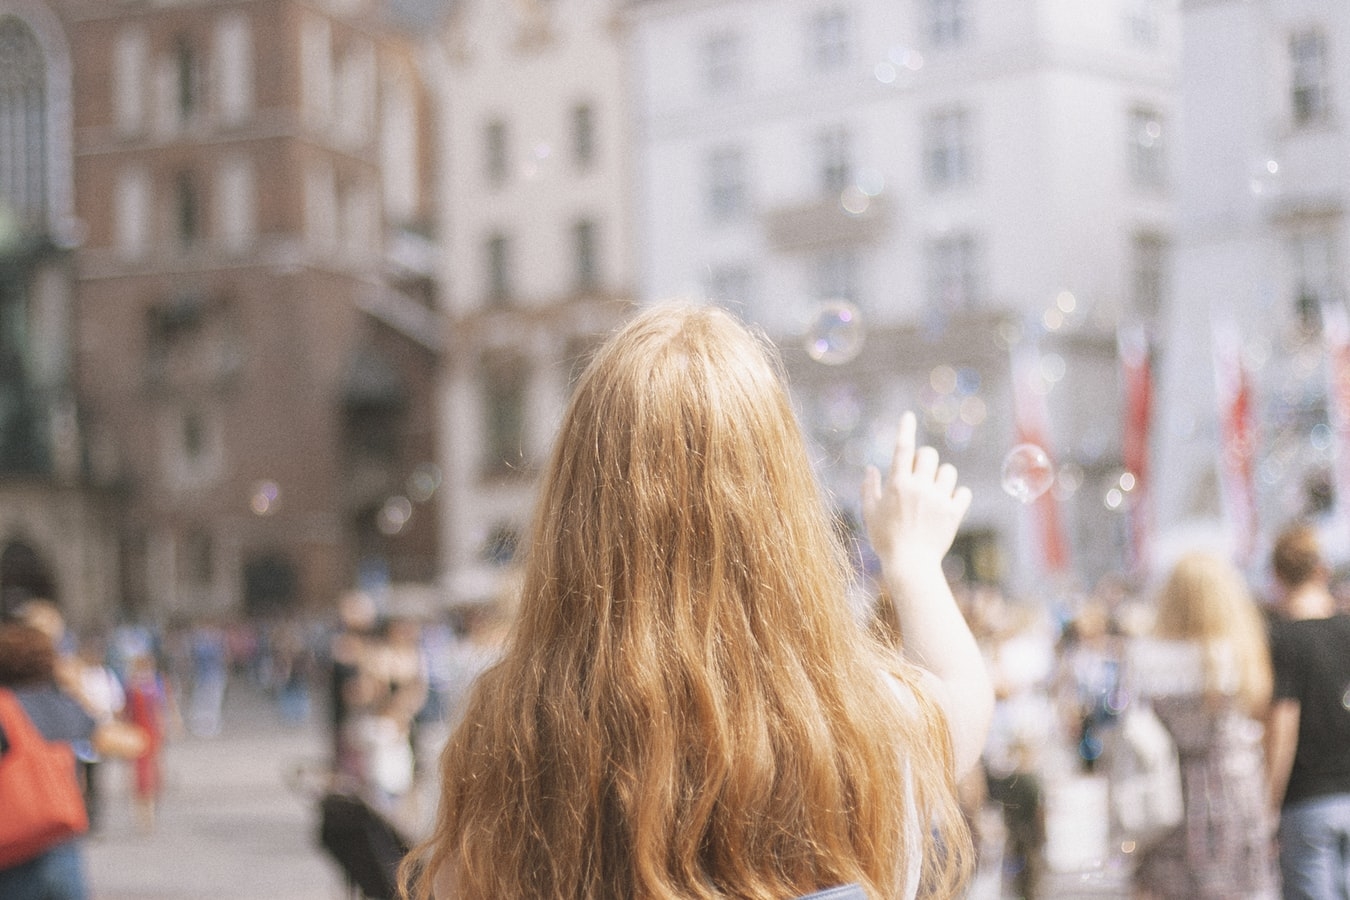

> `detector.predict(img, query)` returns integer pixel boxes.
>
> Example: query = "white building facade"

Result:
[433,0,635,603]
[1154,0,1350,570]
[626,0,1180,594]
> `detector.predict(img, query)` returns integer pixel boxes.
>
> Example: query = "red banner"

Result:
[1321,301,1350,532]
[1213,325,1258,564]
[1011,339,1070,574]
[1119,326,1153,575]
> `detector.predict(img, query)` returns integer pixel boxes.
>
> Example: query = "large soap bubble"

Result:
[1001,443,1055,504]
[804,300,865,365]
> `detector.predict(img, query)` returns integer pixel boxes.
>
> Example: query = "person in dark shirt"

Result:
[1266,524,1350,900]
[0,619,96,900]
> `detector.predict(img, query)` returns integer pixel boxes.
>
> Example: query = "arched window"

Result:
[0,16,48,228]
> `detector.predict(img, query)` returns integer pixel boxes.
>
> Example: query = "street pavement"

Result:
[80,680,1127,899]
[84,682,347,900]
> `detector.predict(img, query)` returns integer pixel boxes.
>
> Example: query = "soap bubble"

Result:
[250,480,280,516]
[804,300,864,365]
[378,496,414,535]
[1001,444,1055,503]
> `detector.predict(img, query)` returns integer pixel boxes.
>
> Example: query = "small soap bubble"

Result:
[804,300,865,365]
[1249,157,1282,197]
[1342,685,1350,711]
[378,495,414,536]
[839,185,870,215]
[407,463,442,502]
[1001,444,1055,503]
[250,480,280,516]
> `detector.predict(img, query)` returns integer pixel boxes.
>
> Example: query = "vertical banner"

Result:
[1011,337,1070,575]
[1118,326,1153,577]
[1212,324,1258,565]
[1321,300,1350,535]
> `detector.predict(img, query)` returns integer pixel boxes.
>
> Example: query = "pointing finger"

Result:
[891,411,917,478]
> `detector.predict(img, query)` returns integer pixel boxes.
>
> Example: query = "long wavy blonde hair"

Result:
[401,305,972,899]
[1152,552,1273,716]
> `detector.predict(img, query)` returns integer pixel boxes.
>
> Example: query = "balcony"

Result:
[762,191,894,252]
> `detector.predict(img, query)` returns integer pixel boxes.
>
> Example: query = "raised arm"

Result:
[861,411,994,775]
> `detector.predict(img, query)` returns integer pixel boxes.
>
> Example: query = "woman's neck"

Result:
[1284,582,1335,621]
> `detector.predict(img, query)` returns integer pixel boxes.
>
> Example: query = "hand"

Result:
[861,411,972,570]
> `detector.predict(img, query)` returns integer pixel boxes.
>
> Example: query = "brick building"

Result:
[5,0,445,623]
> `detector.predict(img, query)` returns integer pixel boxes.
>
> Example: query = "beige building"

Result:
[430,0,635,603]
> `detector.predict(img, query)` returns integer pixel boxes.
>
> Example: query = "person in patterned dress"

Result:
[1125,552,1279,899]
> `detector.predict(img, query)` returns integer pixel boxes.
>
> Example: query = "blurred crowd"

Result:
[956,522,1350,900]
[4,519,1348,900]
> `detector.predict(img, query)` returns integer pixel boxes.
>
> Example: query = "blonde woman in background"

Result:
[1126,552,1278,899]
[400,305,992,900]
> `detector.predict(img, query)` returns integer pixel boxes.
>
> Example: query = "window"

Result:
[1128,107,1165,189]
[925,108,971,188]
[114,26,148,136]
[485,118,509,185]
[811,8,851,71]
[334,40,376,147]
[183,529,214,585]
[216,155,255,255]
[482,363,526,475]
[174,170,200,248]
[486,232,512,304]
[929,0,968,47]
[0,17,47,226]
[706,146,747,222]
[174,35,201,124]
[703,31,742,93]
[1124,0,1161,46]
[214,12,253,126]
[816,249,860,304]
[1130,232,1168,321]
[482,523,519,565]
[816,125,852,194]
[926,233,980,308]
[1290,30,1330,127]
[115,166,151,259]
[572,218,598,291]
[706,264,754,312]
[571,102,595,169]
[1287,225,1339,333]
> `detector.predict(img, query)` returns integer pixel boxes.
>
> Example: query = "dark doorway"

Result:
[0,539,56,617]
[242,553,297,619]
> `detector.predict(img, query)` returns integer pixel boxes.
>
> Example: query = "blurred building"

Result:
[0,3,120,626]
[625,0,1180,594]
[1154,0,1350,571]
[429,0,634,604]
[27,0,445,622]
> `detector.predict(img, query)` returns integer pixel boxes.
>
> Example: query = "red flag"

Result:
[1321,301,1350,531]
[1011,339,1070,574]
[1119,326,1153,575]
[1213,325,1258,564]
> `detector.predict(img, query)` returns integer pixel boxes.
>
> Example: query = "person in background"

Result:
[186,620,228,738]
[983,597,1056,900]
[1055,600,1122,774]
[350,615,428,814]
[330,590,377,781]
[124,652,167,833]
[438,593,515,727]
[0,620,144,898]
[1265,524,1350,900]
[72,632,125,832]
[1125,552,1278,899]
[401,305,992,900]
